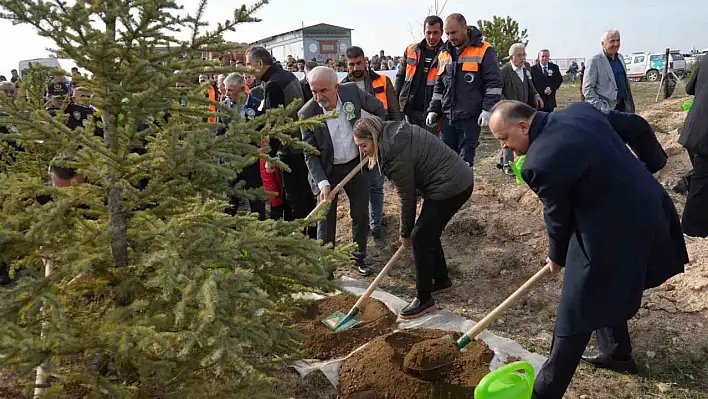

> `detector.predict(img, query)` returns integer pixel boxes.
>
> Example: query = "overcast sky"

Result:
[1,0,706,75]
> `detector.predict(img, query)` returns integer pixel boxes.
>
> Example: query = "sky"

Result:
[1,0,707,75]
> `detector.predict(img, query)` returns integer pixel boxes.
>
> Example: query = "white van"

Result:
[625,52,687,81]
[18,58,63,78]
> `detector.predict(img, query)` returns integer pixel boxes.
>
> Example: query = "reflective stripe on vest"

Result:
[371,74,389,110]
[405,44,438,86]
[436,41,492,75]
[208,85,217,123]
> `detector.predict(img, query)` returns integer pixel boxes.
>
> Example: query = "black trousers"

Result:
[317,158,369,262]
[532,321,632,399]
[228,163,266,220]
[280,152,317,239]
[412,184,473,299]
[682,153,708,237]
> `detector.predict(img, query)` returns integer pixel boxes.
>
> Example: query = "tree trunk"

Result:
[102,11,129,268]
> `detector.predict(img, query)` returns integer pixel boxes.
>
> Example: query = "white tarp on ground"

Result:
[292,277,547,388]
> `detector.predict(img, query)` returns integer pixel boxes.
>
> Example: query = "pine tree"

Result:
[0,0,346,397]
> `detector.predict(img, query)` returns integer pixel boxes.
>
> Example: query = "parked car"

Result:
[683,50,707,69]
[625,51,687,81]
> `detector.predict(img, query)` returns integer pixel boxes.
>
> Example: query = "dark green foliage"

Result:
[476,16,529,59]
[0,0,345,397]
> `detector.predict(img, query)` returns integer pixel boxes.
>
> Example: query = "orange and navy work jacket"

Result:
[394,41,442,114]
[427,28,503,122]
[207,85,218,123]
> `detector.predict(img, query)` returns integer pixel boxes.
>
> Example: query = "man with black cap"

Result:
[46,82,95,131]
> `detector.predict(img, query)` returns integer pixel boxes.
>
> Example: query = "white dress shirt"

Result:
[512,64,525,82]
[317,96,360,190]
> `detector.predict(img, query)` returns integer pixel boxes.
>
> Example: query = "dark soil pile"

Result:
[339,329,495,399]
[292,294,397,360]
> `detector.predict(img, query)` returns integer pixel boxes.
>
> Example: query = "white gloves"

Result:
[426,112,437,127]
[478,110,491,127]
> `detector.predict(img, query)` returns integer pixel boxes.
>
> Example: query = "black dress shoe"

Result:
[432,279,453,294]
[581,353,638,374]
[353,260,372,277]
[672,179,689,195]
[399,297,436,320]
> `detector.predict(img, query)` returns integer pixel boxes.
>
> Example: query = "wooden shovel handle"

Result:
[305,157,368,221]
[462,264,551,341]
[352,246,406,310]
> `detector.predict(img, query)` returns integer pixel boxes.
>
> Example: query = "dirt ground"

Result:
[281,82,707,399]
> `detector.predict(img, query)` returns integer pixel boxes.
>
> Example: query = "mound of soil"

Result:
[292,294,397,360]
[339,329,495,399]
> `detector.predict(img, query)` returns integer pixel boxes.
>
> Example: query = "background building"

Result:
[250,23,352,63]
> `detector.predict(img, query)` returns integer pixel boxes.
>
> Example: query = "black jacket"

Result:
[394,38,443,115]
[679,59,708,155]
[427,26,502,122]
[378,122,474,238]
[522,103,687,335]
[300,79,313,103]
[260,63,305,155]
[530,62,563,111]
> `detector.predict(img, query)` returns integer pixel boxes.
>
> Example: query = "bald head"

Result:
[489,100,537,156]
[445,13,469,48]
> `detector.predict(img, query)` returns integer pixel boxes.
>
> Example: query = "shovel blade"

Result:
[321,310,358,332]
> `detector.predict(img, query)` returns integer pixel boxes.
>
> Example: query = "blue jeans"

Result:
[441,117,481,167]
[366,167,384,235]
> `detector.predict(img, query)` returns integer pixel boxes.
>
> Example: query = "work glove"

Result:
[426,112,437,127]
[478,110,491,127]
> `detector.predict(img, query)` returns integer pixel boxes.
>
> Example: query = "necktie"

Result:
[543,66,548,75]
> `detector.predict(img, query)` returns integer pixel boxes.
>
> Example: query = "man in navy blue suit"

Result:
[488,100,688,399]
[220,72,266,219]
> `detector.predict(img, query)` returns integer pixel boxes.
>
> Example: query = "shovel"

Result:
[456,264,551,349]
[305,157,368,221]
[405,264,552,374]
[322,245,406,332]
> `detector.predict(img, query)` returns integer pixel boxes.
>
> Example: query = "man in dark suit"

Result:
[299,66,386,276]
[220,72,266,220]
[498,43,543,176]
[489,100,688,399]
[679,58,708,237]
[530,49,563,112]
[247,47,315,236]
[300,61,317,103]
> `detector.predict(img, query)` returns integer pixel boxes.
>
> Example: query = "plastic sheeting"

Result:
[292,277,548,388]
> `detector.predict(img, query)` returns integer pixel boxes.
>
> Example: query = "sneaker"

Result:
[372,230,386,247]
[503,166,515,177]
[399,297,436,320]
[432,279,454,294]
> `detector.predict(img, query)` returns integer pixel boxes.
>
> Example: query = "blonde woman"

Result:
[352,116,474,319]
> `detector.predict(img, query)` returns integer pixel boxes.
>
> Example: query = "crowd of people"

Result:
[1,10,706,399]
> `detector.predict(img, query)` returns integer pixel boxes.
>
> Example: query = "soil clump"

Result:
[339,329,494,399]
[292,294,397,360]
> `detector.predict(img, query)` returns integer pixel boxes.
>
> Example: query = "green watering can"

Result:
[508,156,527,185]
[474,361,535,399]
[682,100,693,112]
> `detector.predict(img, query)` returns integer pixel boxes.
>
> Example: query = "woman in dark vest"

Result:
[352,116,474,319]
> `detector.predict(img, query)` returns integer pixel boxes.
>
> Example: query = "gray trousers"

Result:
[317,159,369,261]
[499,148,515,169]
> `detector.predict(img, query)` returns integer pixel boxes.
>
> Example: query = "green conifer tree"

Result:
[0,0,345,397]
